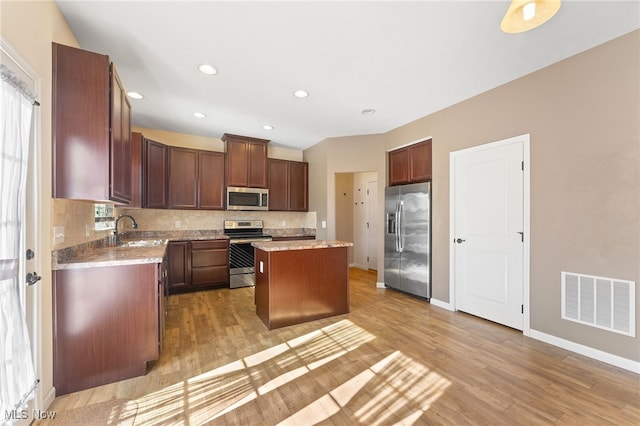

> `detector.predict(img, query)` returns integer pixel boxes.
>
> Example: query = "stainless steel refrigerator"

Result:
[384,182,431,299]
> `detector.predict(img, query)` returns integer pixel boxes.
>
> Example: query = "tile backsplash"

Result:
[51,199,114,250]
[52,198,316,249]
[116,208,316,232]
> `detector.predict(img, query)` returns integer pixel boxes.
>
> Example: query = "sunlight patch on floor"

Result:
[279,351,451,426]
[134,319,377,425]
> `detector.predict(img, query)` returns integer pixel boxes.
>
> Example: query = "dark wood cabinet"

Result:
[268,159,308,211]
[52,42,131,203]
[167,241,189,291]
[223,133,269,188]
[168,147,225,210]
[198,151,225,209]
[130,132,143,208]
[388,139,432,186]
[190,240,229,288]
[167,239,229,294]
[168,147,199,209]
[53,263,163,395]
[110,65,132,203]
[143,138,168,209]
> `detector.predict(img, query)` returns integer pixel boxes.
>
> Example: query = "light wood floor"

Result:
[45,268,639,425]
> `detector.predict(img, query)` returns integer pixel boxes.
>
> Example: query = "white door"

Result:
[366,180,378,270]
[452,136,525,330]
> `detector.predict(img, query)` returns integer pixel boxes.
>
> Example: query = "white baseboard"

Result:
[376,281,385,288]
[42,386,56,410]
[429,298,454,311]
[528,329,640,374]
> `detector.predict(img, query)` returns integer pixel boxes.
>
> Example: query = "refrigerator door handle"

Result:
[398,200,404,252]
[394,201,400,252]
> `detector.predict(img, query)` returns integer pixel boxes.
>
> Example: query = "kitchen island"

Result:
[252,240,353,329]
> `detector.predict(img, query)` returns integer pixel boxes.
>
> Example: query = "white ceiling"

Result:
[55,1,639,151]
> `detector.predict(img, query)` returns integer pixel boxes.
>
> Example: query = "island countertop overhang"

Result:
[252,240,353,252]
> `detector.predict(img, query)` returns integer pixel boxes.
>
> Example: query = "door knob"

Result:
[455,238,466,244]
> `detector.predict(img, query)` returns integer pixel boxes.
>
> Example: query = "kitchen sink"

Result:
[117,239,167,248]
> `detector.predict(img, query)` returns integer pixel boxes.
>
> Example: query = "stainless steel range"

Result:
[224,220,272,288]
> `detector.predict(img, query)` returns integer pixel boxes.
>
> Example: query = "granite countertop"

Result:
[252,240,353,252]
[52,230,228,270]
[52,239,169,270]
[52,228,317,270]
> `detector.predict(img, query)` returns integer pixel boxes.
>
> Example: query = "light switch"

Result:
[259,261,264,273]
[321,220,327,229]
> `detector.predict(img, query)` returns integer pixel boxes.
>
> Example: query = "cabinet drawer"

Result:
[191,240,228,250]
[192,266,228,286]
[192,249,228,268]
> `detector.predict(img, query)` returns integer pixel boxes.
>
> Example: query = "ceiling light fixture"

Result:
[262,125,274,130]
[500,0,561,33]
[198,64,218,75]
[127,91,144,99]
[193,112,206,118]
[293,90,309,98]
[361,108,376,115]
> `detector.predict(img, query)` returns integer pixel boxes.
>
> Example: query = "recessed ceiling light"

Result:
[361,108,376,115]
[293,90,309,98]
[193,112,206,118]
[127,91,144,99]
[198,64,218,75]
[263,125,274,130]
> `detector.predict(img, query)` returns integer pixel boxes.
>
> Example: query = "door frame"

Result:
[449,134,531,335]
[1,36,44,418]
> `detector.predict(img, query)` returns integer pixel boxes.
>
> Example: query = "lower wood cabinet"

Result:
[53,262,164,395]
[168,239,229,294]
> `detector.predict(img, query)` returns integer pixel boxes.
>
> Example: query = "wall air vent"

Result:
[562,272,635,337]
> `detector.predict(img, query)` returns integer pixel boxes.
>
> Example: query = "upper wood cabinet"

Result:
[168,147,199,209]
[129,132,143,208]
[222,133,269,188]
[198,151,225,210]
[168,147,225,210]
[52,42,131,203]
[143,138,168,209]
[268,159,309,211]
[389,139,432,186]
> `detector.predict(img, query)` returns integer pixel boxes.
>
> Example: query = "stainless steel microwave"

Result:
[226,186,269,211]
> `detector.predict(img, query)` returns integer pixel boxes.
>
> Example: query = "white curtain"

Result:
[0,64,37,417]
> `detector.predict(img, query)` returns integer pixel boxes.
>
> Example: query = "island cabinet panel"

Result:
[388,139,432,186]
[53,263,161,395]
[143,139,168,208]
[223,133,269,188]
[168,147,199,209]
[255,246,349,329]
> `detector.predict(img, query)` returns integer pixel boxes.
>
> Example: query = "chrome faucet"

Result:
[114,214,138,244]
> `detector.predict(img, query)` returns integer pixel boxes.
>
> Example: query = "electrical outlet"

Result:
[53,226,65,244]
[85,224,90,237]
[321,220,327,229]
[175,221,181,228]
